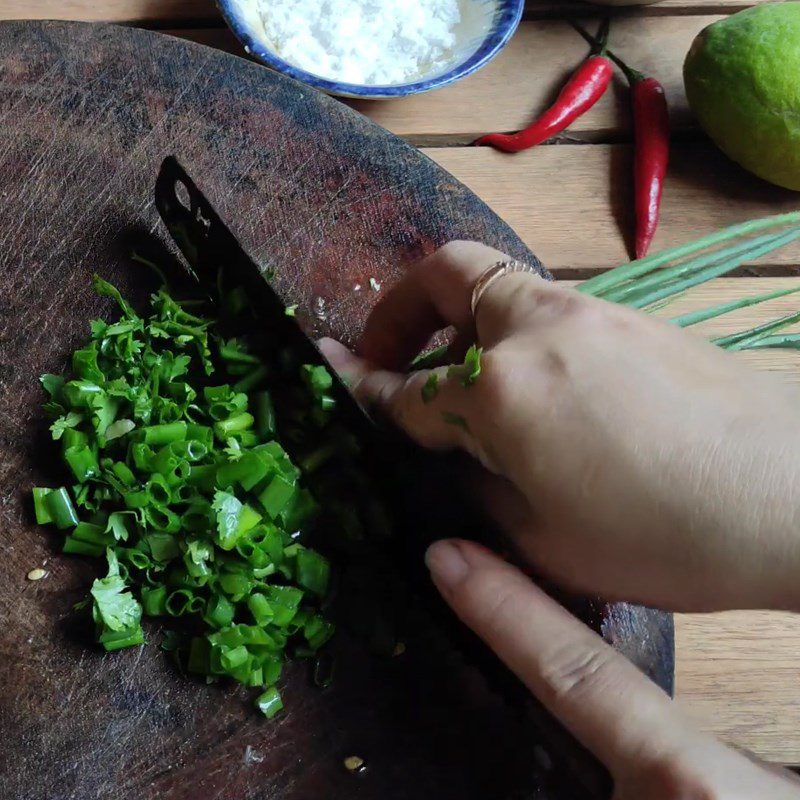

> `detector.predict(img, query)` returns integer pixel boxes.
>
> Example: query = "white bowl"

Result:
[217,0,525,98]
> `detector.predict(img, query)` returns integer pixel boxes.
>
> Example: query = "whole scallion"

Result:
[580,213,800,350]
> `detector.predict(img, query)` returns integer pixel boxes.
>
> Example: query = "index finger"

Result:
[358,241,508,370]
[426,539,687,775]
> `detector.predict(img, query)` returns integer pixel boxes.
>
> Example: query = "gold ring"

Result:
[470,260,537,318]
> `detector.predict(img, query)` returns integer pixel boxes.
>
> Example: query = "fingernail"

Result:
[425,540,469,588]
[318,337,354,373]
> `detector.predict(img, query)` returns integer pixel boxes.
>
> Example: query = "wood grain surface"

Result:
[427,144,800,275]
[4,0,800,772]
[0,0,773,23]
[676,611,800,765]
[170,17,711,142]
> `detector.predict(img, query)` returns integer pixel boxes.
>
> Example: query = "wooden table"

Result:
[8,0,800,768]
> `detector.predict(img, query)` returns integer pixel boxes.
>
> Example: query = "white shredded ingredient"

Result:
[243,745,265,764]
[256,0,462,85]
[369,278,381,292]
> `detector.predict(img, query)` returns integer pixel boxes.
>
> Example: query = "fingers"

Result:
[358,241,507,370]
[358,240,575,371]
[425,539,683,775]
[319,337,475,453]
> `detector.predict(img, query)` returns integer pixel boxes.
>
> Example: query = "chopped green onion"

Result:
[254,391,276,439]
[409,343,450,370]
[258,475,297,519]
[447,345,482,387]
[141,585,168,616]
[255,686,283,718]
[140,422,187,446]
[204,594,235,629]
[72,522,112,546]
[44,487,79,529]
[32,488,54,525]
[295,549,331,597]
[63,537,105,557]
[214,413,255,439]
[233,366,269,394]
[32,277,345,719]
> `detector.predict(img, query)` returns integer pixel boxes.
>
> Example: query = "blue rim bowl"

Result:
[216,0,525,99]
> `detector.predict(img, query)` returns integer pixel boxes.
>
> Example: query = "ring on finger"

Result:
[470,260,538,319]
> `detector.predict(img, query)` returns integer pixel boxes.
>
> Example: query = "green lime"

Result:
[684,3,800,190]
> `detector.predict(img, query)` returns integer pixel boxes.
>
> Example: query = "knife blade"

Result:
[153,155,610,799]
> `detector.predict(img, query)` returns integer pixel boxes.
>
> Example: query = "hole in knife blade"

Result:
[174,179,191,212]
[195,207,211,230]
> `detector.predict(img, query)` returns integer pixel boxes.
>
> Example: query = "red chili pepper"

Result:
[571,24,670,260]
[476,21,613,153]
[629,73,670,259]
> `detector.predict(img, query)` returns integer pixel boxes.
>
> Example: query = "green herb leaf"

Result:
[447,345,482,388]
[50,412,83,441]
[90,549,143,633]
[421,373,440,404]
[212,490,244,551]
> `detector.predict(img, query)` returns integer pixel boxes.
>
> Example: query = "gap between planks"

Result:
[0,1,769,24]
[424,144,800,274]
[169,15,714,144]
[77,15,754,149]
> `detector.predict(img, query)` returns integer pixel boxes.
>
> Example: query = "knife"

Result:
[153,155,611,799]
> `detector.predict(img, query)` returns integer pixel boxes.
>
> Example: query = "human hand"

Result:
[320,241,800,612]
[422,539,800,799]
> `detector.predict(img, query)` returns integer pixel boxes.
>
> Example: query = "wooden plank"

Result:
[20,14,749,144]
[528,1,764,14]
[0,0,218,23]
[175,16,707,142]
[425,144,800,274]
[349,15,709,143]
[675,611,800,765]
[0,1,770,24]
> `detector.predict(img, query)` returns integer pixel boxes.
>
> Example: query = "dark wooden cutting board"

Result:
[0,21,672,800]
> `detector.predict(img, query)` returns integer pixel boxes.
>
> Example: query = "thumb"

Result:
[424,539,686,776]
[319,337,477,453]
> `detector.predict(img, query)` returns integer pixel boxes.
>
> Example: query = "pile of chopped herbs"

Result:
[32,276,342,718]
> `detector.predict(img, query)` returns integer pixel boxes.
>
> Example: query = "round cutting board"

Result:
[0,21,672,800]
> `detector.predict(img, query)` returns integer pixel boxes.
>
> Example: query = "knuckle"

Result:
[472,350,515,410]
[436,240,498,261]
[538,642,617,705]
[537,286,585,319]
[385,374,424,431]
